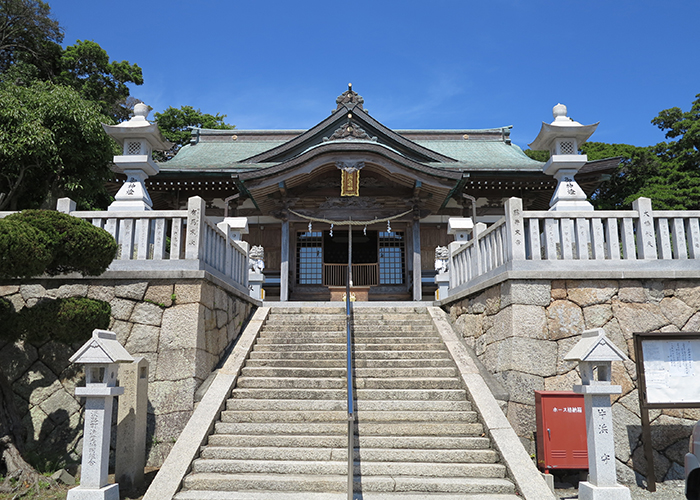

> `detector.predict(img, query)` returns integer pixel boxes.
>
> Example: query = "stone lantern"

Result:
[565,328,631,500]
[529,104,598,211]
[67,330,134,500]
[103,103,173,211]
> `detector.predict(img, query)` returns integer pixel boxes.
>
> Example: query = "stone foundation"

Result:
[446,278,700,483]
[0,275,256,467]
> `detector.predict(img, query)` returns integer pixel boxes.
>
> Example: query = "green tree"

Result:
[57,40,143,122]
[155,105,234,159]
[0,80,115,211]
[0,211,114,492]
[0,0,62,75]
[580,142,661,210]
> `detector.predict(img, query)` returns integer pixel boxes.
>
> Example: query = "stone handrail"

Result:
[67,196,249,294]
[449,197,700,297]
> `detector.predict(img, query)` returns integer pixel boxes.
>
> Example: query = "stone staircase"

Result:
[174,305,520,499]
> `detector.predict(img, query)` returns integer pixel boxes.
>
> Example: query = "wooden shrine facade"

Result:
[130,86,617,301]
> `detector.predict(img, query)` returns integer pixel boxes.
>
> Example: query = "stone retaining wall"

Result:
[446,278,700,484]
[0,275,256,467]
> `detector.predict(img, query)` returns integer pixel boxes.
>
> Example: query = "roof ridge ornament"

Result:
[324,113,377,142]
[335,83,364,111]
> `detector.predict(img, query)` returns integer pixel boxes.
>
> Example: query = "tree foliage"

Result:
[0,0,62,74]
[57,40,143,122]
[0,80,115,210]
[155,105,234,158]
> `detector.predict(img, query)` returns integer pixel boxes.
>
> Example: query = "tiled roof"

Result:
[160,131,544,172]
[414,140,543,170]
[162,141,288,168]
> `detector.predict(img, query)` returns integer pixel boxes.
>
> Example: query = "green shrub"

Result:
[15,297,111,344]
[0,218,53,278]
[6,210,117,276]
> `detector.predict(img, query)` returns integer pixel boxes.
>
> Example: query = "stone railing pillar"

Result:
[504,198,526,261]
[57,197,76,214]
[185,197,207,260]
[116,357,149,492]
[633,197,657,260]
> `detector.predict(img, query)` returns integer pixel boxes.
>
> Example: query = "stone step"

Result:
[230,388,468,401]
[245,358,456,368]
[190,459,506,478]
[240,367,457,378]
[213,421,484,437]
[257,335,438,349]
[253,343,447,352]
[225,399,472,412]
[180,473,515,494]
[220,410,477,423]
[235,376,462,390]
[199,446,498,464]
[267,308,345,315]
[261,323,434,332]
[176,491,521,500]
[206,434,492,450]
[248,350,451,360]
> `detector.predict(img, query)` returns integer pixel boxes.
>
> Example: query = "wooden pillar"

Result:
[280,219,290,302]
[412,217,421,301]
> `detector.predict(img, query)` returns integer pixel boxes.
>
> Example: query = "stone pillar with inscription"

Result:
[565,328,631,500]
[102,103,173,211]
[68,330,134,500]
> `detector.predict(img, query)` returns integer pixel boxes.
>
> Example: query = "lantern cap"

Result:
[564,328,628,363]
[70,329,134,365]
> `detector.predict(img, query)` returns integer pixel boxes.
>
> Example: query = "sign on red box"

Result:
[535,391,588,470]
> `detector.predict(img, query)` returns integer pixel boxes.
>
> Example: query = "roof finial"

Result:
[336,84,364,111]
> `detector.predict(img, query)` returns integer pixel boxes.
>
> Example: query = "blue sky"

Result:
[51,0,698,151]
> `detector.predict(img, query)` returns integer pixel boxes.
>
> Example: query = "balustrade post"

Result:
[504,198,526,261]
[186,197,207,260]
[56,198,76,214]
[633,197,658,260]
[217,221,233,278]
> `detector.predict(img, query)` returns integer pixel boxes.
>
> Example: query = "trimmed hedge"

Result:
[0,219,53,278]
[3,210,117,276]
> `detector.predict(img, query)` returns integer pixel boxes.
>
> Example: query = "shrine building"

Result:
[139,86,617,301]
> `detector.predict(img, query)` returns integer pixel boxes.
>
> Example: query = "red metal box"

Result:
[535,390,588,471]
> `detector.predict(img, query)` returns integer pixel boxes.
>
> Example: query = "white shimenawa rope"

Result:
[288,208,413,226]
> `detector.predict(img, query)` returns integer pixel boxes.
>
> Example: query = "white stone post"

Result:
[57,197,76,214]
[633,197,658,260]
[115,357,149,492]
[565,328,631,500]
[185,197,207,260]
[447,217,474,295]
[68,330,134,500]
[504,197,526,261]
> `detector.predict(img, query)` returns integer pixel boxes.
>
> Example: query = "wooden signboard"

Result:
[634,332,700,491]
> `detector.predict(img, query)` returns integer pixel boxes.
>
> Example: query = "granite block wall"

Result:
[447,278,700,484]
[0,277,256,467]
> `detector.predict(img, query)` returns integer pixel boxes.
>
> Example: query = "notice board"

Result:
[633,332,700,492]
[635,332,700,407]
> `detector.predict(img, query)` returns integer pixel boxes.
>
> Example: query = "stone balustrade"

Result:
[450,197,700,298]
[62,197,250,295]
